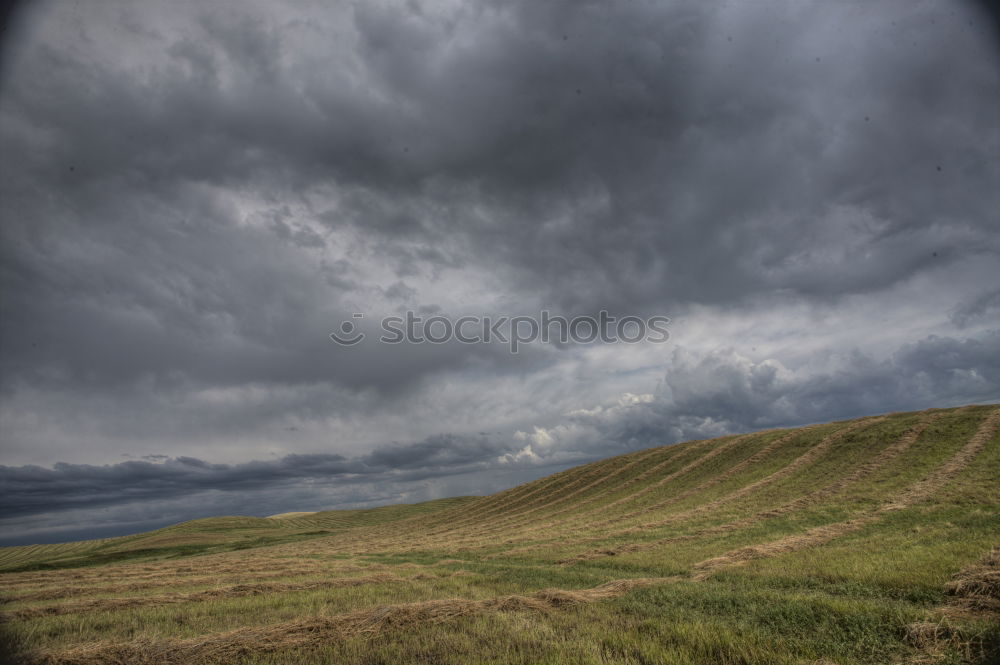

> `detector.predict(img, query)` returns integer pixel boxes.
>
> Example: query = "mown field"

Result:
[1,404,998,665]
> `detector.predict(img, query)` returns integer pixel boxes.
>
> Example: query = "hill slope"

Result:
[1,404,998,665]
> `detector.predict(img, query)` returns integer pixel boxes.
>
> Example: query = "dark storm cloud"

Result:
[526,331,1000,454]
[662,332,1000,429]
[3,0,997,397]
[323,0,999,312]
[0,431,517,519]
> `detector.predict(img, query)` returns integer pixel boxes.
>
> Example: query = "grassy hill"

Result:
[0,497,478,573]
[1,404,998,664]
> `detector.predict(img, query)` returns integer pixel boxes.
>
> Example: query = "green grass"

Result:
[1,404,997,665]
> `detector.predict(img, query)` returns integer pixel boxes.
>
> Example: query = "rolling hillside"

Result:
[1,404,998,664]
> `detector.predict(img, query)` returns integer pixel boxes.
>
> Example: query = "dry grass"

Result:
[463,442,690,537]
[265,512,317,520]
[578,423,824,530]
[23,579,673,665]
[3,405,997,665]
[506,433,754,539]
[941,546,1000,615]
[562,410,945,563]
[1,575,404,621]
[427,446,668,536]
[904,545,1000,663]
[557,417,885,563]
[693,409,1000,579]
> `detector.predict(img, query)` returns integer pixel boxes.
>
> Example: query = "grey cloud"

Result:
[0,460,546,547]
[335,0,1000,313]
[2,0,997,399]
[952,289,1000,328]
[0,431,523,521]
[564,331,1000,447]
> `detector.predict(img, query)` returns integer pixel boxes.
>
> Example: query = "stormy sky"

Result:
[1,0,998,546]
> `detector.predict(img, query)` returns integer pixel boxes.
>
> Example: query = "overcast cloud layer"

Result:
[1,0,998,545]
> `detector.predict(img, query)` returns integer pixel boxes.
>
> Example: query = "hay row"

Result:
[691,408,1000,578]
[1,568,387,603]
[942,545,1000,607]
[317,451,668,555]
[559,412,938,565]
[462,455,629,520]
[882,408,1000,512]
[479,429,818,559]
[505,426,814,546]
[307,433,775,555]
[541,418,879,563]
[25,578,674,665]
[458,441,699,539]
[644,417,884,527]
[0,560,373,589]
[497,435,745,540]
[581,433,758,517]
[2,575,406,622]
[250,422,834,557]
[582,423,828,531]
[360,421,851,558]
[906,545,1000,656]
[393,426,816,556]
[423,462,588,527]
[427,448,663,536]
